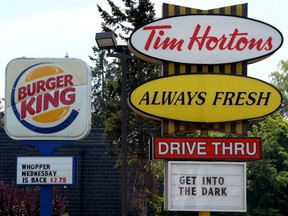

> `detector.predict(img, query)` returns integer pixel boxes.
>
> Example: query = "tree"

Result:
[270,59,288,117]
[214,62,288,216]
[246,113,288,216]
[0,98,4,128]
[93,0,161,214]
[0,98,3,111]
[90,48,112,127]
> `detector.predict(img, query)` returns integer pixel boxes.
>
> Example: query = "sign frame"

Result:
[165,161,246,212]
[16,156,78,186]
[5,58,91,140]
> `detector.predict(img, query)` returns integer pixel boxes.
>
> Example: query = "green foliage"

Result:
[0,98,3,111]
[270,59,288,117]
[212,114,288,216]
[97,0,156,38]
[246,113,288,215]
[89,47,120,127]
[0,98,4,128]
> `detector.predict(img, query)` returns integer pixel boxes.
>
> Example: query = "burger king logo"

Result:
[10,62,81,134]
[5,58,91,140]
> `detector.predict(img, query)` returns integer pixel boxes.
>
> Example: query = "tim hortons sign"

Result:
[128,74,282,123]
[128,14,283,64]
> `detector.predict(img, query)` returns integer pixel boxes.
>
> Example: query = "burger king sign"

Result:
[5,58,91,140]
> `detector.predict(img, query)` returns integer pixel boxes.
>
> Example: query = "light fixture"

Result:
[95,32,117,50]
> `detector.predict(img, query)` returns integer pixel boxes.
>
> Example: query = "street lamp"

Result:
[95,31,132,216]
[95,32,117,50]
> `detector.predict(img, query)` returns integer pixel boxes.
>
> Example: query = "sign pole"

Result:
[40,186,52,216]
[39,143,54,216]
[38,141,55,216]
[199,212,210,216]
[199,129,210,216]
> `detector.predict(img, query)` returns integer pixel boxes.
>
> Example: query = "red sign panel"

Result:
[151,137,261,160]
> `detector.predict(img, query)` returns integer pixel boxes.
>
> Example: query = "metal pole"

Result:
[121,47,128,216]
[39,142,54,216]
[199,129,210,216]
[40,186,52,216]
[107,46,137,215]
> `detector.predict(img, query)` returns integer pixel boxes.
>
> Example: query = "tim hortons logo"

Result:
[144,24,272,52]
[128,15,283,64]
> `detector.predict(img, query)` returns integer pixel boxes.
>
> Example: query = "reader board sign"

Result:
[129,74,282,123]
[16,156,77,186]
[128,14,283,65]
[5,58,91,140]
[151,137,261,160]
[165,161,246,212]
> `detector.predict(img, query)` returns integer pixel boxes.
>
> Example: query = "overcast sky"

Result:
[1,0,287,99]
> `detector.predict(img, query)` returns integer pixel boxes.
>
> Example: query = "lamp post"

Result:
[96,32,136,216]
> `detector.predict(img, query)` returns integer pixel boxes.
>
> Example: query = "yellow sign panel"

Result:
[129,74,282,123]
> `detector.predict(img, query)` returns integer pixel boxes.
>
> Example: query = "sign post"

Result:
[200,130,209,216]
[5,58,91,215]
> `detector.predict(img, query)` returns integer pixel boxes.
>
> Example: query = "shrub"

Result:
[0,181,68,215]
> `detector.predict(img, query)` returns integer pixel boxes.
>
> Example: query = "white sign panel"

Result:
[5,58,91,140]
[128,15,283,65]
[16,156,77,186]
[165,161,246,212]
